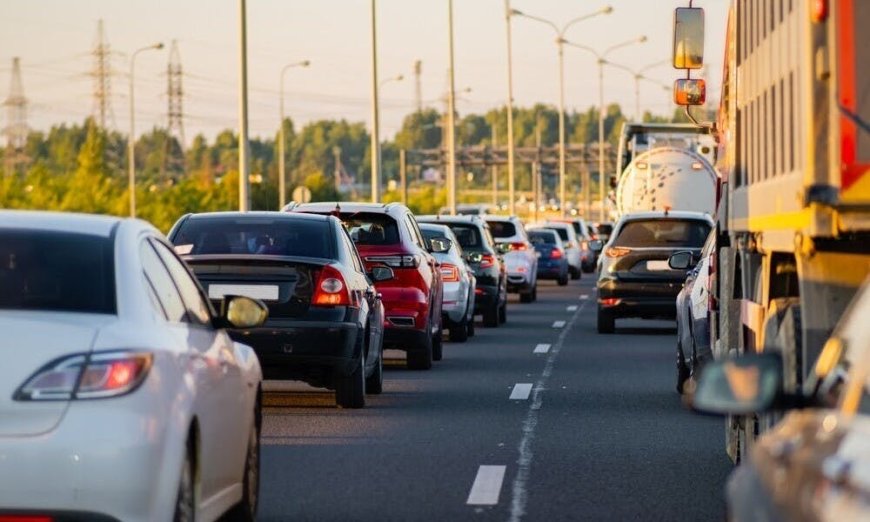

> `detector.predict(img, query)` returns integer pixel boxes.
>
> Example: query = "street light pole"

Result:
[279,60,310,209]
[369,0,381,203]
[446,0,458,215]
[504,0,516,215]
[512,6,613,218]
[238,0,251,212]
[128,42,163,218]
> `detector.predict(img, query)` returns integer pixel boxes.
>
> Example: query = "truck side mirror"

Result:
[673,7,705,69]
[674,79,707,106]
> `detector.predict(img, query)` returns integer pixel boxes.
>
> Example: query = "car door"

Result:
[405,214,441,326]
[148,239,248,498]
[340,226,382,365]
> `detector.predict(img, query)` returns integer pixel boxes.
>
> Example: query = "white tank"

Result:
[615,146,718,217]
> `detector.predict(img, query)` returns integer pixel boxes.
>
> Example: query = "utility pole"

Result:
[238,0,251,211]
[504,0,516,215]
[399,149,407,205]
[491,125,498,206]
[369,0,381,203]
[90,20,114,130]
[413,59,422,113]
[446,0,458,215]
[2,57,28,174]
[129,42,164,218]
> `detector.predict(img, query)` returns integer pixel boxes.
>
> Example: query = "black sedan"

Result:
[596,211,712,334]
[168,211,391,408]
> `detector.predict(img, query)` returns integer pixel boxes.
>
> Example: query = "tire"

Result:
[483,304,499,327]
[557,273,569,286]
[519,289,533,303]
[432,329,443,361]
[365,344,384,394]
[597,307,615,334]
[498,302,507,324]
[226,406,260,522]
[336,356,366,408]
[407,331,433,370]
[466,318,475,337]
[531,285,537,302]
[570,266,581,280]
[676,340,690,394]
[449,319,469,342]
[173,440,195,522]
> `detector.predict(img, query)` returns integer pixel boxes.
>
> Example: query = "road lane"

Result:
[256,277,731,521]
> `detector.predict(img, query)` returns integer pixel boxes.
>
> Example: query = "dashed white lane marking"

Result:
[533,343,551,354]
[566,305,578,312]
[509,300,588,522]
[579,294,590,300]
[509,383,534,400]
[552,320,566,328]
[466,465,507,505]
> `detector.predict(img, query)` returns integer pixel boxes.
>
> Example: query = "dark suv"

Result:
[417,215,507,327]
[596,211,712,334]
[292,203,445,370]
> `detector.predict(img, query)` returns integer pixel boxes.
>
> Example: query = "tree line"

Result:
[0,104,688,231]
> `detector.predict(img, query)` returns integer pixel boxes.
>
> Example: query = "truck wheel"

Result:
[407,333,433,370]
[597,307,615,334]
[336,356,366,408]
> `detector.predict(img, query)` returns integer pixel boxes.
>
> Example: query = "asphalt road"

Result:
[257,277,732,521]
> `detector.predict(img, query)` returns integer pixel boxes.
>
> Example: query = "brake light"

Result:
[15,351,153,401]
[365,255,420,268]
[550,248,563,259]
[510,242,527,251]
[605,247,631,258]
[599,297,621,307]
[313,264,351,306]
[479,254,496,269]
[0,516,54,522]
[440,263,460,282]
[811,0,828,22]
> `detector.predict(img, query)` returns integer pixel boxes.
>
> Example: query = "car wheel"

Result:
[365,344,384,394]
[531,285,538,302]
[519,288,533,303]
[174,440,195,522]
[558,273,569,286]
[336,355,366,408]
[432,329,443,361]
[597,307,615,334]
[466,317,476,337]
[483,304,499,327]
[676,340,690,394]
[406,329,433,370]
[498,302,507,324]
[225,405,260,522]
[449,318,469,342]
[570,266,581,280]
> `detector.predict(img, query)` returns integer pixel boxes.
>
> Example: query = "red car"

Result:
[291,202,445,370]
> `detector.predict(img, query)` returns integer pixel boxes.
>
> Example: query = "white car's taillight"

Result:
[15,351,153,401]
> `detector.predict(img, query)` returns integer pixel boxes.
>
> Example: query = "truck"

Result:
[615,122,717,178]
[672,1,870,463]
[614,146,718,217]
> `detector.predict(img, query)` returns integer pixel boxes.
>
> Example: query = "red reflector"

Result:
[599,297,621,307]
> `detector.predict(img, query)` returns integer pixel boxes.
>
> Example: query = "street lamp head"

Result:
[300,60,311,67]
[396,75,405,81]
[154,42,165,50]
[601,6,614,14]
[638,35,648,43]
[510,8,523,16]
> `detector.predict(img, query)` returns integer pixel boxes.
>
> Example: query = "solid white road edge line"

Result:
[508,300,588,522]
[509,383,534,400]
[566,305,578,312]
[552,320,566,328]
[467,465,507,505]
[533,343,551,354]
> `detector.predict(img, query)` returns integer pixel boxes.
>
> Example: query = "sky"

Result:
[0,0,728,145]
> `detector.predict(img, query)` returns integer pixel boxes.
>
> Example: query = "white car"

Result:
[484,216,538,303]
[0,211,267,522]
[419,223,476,342]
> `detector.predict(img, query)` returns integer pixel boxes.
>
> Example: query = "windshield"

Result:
[172,216,334,258]
[339,213,401,246]
[486,220,517,239]
[613,219,710,248]
[0,230,116,314]
[445,224,484,252]
[547,227,569,241]
[529,231,557,245]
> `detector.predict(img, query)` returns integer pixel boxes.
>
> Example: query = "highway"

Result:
[257,277,732,521]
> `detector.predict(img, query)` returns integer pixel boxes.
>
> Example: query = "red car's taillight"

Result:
[440,263,460,282]
[479,254,496,269]
[15,351,153,401]
[313,264,351,306]
[365,255,420,268]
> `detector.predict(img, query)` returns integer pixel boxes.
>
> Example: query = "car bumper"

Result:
[230,319,362,380]
[442,281,469,323]
[537,259,567,279]
[474,283,500,312]
[597,278,682,319]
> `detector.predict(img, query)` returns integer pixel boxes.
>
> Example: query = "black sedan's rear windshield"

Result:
[0,230,116,314]
[172,217,334,258]
[486,220,517,238]
[612,219,710,248]
[445,224,484,251]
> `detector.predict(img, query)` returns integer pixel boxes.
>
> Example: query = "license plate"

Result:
[208,284,279,301]
[646,260,670,271]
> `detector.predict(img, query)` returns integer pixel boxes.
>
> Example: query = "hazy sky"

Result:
[0,0,728,144]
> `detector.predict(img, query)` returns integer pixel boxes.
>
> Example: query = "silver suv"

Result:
[484,216,538,303]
